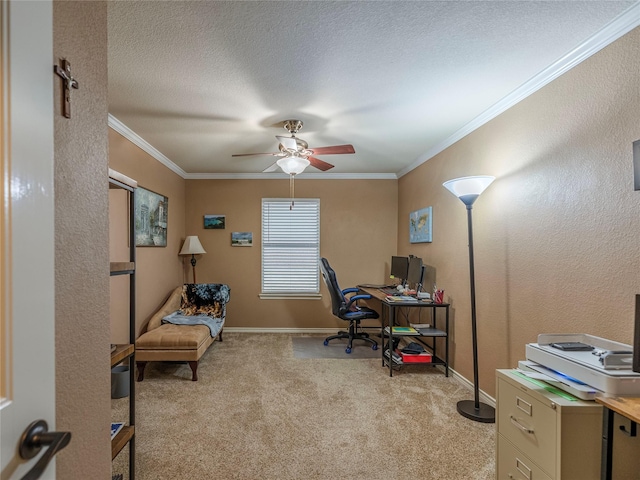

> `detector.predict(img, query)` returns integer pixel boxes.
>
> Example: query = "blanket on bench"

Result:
[161,311,224,338]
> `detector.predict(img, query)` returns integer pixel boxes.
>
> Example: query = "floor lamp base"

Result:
[457,400,496,423]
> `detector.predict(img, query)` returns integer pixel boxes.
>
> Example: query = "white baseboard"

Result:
[448,366,496,408]
[223,327,496,407]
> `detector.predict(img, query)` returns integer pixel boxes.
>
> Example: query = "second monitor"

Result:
[407,256,424,290]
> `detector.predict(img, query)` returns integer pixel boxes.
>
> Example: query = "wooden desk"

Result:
[595,395,640,479]
[359,287,449,377]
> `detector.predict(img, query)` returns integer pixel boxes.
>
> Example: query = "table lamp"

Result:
[179,236,206,283]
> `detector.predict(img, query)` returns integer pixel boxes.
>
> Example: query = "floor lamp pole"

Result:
[190,255,197,284]
[443,175,496,424]
[457,203,495,423]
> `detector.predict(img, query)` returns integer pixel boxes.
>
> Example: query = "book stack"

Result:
[384,349,403,365]
[386,326,420,336]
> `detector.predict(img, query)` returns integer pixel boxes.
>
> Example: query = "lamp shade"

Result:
[179,236,206,255]
[277,156,310,175]
[443,175,495,206]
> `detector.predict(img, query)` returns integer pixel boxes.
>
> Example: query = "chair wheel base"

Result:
[346,347,352,354]
[372,344,378,350]
[323,340,329,346]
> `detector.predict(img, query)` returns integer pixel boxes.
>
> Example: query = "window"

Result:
[261,198,320,297]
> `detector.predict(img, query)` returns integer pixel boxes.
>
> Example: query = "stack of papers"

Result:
[410,323,431,329]
[386,295,419,302]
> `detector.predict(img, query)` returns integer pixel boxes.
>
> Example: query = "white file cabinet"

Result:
[496,369,602,480]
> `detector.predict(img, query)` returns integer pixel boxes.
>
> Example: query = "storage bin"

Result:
[397,350,432,363]
[111,365,130,399]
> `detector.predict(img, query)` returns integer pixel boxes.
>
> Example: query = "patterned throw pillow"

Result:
[180,284,229,317]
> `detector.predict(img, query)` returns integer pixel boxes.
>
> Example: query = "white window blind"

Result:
[262,198,320,295]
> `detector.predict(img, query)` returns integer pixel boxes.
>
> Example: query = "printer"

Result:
[519,333,640,400]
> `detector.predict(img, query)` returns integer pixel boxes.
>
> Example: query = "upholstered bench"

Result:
[135,283,230,381]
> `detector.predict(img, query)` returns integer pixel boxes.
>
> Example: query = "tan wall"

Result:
[109,129,186,337]
[399,27,640,398]
[53,2,111,477]
[185,179,397,328]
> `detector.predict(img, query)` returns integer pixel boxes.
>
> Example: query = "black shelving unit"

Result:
[109,170,136,480]
[381,302,450,377]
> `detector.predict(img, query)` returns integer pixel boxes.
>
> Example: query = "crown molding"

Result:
[108,114,188,178]
[398,2,640,178]
[108,114,396,180]
[183,172,397,180]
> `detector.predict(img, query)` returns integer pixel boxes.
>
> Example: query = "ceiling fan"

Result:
[232,120,355,174]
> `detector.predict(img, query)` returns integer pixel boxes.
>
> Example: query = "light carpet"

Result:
[292,334,380,359]
[113,333,495,479]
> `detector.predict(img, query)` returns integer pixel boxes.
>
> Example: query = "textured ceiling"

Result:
[107,1,638,177]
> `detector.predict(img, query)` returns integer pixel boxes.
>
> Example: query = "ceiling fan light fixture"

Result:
[277,156,310,175]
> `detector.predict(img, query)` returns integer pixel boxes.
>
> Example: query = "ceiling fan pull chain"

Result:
[290,174,295,210]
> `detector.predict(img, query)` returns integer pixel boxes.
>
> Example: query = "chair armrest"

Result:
[342,287,359,295]
[345,294,372,310]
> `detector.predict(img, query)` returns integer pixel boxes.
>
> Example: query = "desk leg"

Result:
[389,306,395,377]
[431,305,437,362]
[601,406,614,480]
[381,306,385,368]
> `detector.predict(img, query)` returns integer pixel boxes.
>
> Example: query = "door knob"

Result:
[18,420,71,480]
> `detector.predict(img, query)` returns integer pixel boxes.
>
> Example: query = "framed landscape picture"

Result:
[204,214,225,229]
[135,186,168,247]
[231,232,252,246]
[409,206,432,243]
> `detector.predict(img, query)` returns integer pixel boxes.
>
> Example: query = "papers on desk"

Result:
[358,283,396,289]
[386,295,419,303]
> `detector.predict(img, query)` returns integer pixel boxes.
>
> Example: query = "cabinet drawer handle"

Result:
[510,415,534,434]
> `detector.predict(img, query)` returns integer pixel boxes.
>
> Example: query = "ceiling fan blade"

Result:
[308,156,334,172]
[232,152,281,157]
[308,144,355,155]
[276,135,298,151]
[262,162,280,173]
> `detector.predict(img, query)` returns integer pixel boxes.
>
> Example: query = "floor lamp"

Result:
[443,175,495,423]
[179,236,206,283]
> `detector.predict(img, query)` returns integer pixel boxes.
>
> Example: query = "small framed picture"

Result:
[231,232,252,246]
[409,206,432,243]
[204,215,225,229]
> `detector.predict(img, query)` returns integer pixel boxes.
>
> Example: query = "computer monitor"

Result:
[407,256,423,289]
[419,264,436,296]
[390,256,409,284]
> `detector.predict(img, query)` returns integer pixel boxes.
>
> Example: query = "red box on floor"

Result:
[397,350,432,363]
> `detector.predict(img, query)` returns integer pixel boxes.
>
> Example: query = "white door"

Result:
[0,1,58,479]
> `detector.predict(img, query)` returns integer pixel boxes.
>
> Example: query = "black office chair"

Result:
[320,257,379,354]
